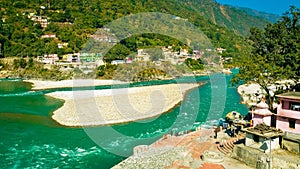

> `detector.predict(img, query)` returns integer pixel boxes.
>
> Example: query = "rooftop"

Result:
[276,92,300,100]
[243,123,284,138]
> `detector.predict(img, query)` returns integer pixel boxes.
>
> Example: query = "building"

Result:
[57,43,68,49]
[216,47,226,54]
[276,92,300,134]
[111,60,125,65]
[251,99,273,127]
[41,34,56,39]
[62,53,80,63]
[242,123,284,153]
[40,54,59,64]
[30,15,49,28]
[134,49,150,62]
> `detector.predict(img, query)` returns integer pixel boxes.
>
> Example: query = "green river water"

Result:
[0,70,248,169]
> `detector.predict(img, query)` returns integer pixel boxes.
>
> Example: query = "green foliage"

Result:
[184,58,204,71]
[232,6,300,111]
[111,61,182,82]
[143,48,164,61]
[0,0,263,66]
[105,44,131,63]
[13,58,27,69]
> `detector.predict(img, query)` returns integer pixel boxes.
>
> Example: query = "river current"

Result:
[0,70,247,168]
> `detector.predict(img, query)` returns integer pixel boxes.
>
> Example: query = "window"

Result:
[290,102,300,111]
[289,119,296,129]
[253,134,259,142]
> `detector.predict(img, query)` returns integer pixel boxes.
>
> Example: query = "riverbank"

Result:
[47,83,200,127]
[113,128,253,169]
[237,80,295,106]
[25,79,128,90]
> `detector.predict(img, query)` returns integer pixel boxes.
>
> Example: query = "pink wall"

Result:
[253,114,271,127]
[282,100,290,109]
[277,106,300,120]
[276,117,300,134]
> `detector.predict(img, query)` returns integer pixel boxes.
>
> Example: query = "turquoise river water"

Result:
[0,70,248,169]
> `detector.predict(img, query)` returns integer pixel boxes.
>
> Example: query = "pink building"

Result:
[276,92,300,134]
[251,100,273,127]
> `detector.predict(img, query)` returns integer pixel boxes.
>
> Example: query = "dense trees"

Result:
[184,58,204,71]
[232,6,300,111]
[0,0,263,64]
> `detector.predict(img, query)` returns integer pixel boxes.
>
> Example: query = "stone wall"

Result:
[283,137,300,154]
[232,145,269,169]
[232,144,300,169]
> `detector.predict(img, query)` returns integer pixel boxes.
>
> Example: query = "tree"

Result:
[105,44,131,63]
[184,58,204,71]
[143,48,164,61]
[232,6,300,111]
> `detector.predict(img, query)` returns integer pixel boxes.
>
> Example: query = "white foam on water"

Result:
[3,144,104,168]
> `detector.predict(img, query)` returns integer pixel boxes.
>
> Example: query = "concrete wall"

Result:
[277,116,300,134]
[277,101,300,119]
[283,138,300,154]
[245,133,280,153]
[253,114,271,127]
[232,145,269,169]
[232,145,300,169]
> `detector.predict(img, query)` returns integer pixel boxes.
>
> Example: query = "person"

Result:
[214,126,220,139]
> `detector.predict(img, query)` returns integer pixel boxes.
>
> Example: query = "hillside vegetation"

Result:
[0,0,272,61]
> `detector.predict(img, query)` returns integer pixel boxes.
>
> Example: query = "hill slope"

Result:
[179,0,272,36]
[0,0,273,64]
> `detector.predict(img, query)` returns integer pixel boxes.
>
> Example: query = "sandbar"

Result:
[47,83,200,127]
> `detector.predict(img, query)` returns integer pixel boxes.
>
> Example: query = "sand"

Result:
[25,79,128,90]
[46,83,199,127]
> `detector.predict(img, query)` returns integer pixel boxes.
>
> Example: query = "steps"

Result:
[217,133,246,155]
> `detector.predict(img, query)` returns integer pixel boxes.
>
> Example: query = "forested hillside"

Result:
[0,0,271,64]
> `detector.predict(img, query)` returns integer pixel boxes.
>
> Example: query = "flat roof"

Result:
[276,92,300,100]
[242,123,284,138]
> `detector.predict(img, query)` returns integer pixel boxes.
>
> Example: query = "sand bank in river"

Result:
[46,83,200,127]
[25,79,128,90]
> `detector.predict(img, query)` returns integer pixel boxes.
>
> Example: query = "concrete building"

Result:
[251,99,273,127]
[111,60,125,65]
[276,92,300,134]
[242,123,284,153]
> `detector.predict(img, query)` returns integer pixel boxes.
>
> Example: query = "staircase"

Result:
[217,133,245,155]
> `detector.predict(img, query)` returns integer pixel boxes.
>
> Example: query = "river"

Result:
[0,70,247,168]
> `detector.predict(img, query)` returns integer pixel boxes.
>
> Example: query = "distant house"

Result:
[57,43,68,49]
[30,15,49,28]
[42,54,59,64]
[41,34,56,39]
[216,47,226,54]
[276,92,300,134]
[111,60,125,65]
[60,53,80,63]
[125,57,132,64]
[134,49,150,62]
[80,53,102,63]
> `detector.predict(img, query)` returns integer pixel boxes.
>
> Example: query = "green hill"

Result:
[0,0,273,65]
[179,0,273,36]
[234,6,280,23]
